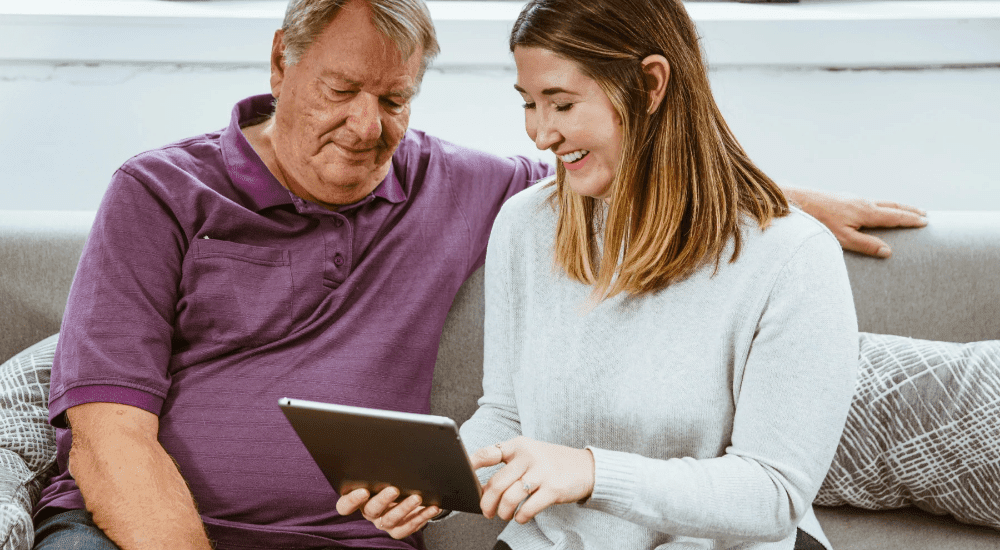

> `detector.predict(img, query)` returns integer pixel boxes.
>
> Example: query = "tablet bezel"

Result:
[279,397,484,515]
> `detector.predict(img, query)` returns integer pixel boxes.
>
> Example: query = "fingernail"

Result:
[877,246,891,258]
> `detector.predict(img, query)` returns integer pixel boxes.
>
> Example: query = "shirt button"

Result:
[334,218,344,228]
[333,253,345,267]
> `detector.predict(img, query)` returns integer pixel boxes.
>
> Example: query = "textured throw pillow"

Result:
[815,332,1000,530]
[0,334,59,550]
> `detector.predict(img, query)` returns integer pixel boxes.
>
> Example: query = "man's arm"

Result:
[782,187,928,258]
[67,402,213,550]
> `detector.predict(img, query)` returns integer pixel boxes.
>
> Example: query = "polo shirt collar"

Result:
[221,94,407,213]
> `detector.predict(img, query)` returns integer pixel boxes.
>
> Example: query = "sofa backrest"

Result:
[0,211,95,365]
[3,209,999,411]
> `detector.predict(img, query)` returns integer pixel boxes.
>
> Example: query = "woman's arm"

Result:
[579,232,858,542]
[458,201,529,478]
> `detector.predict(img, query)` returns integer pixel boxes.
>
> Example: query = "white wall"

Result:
[1,1,998,211]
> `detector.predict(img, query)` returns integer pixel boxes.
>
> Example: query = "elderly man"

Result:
[32,0,924,549]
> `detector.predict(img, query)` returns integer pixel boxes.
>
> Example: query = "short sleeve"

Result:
[437,140,551,277]
[48,167,186,427]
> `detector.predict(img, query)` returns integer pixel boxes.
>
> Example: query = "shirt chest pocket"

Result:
[178,239,293,348]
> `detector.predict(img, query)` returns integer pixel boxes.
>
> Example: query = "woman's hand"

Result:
[471,437,595,524]
[335,486,442,540]
[783,187,927,258]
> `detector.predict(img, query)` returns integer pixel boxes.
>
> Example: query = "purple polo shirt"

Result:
[38,94,551,549]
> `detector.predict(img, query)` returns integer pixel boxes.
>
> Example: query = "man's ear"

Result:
[641,55,670,114]
[270,30,288,99]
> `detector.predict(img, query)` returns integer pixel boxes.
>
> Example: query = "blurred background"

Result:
[0,0,998,211]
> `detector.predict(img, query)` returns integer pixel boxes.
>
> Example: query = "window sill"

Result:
[0,0,998,68]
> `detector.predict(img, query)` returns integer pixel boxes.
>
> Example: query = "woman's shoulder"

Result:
[733,207,844,280]
[495,176,558,226]
[750,207,840,255]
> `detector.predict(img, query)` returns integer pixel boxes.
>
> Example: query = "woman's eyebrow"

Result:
[513,84,576,96]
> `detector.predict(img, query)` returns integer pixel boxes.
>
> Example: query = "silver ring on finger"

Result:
[522,480,535,495]
[377,517,383,529]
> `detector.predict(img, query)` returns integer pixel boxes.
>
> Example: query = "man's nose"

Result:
[346,93,382,142]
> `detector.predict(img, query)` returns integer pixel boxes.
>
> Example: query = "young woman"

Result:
[342,0,859,548]
[455,1,859,549]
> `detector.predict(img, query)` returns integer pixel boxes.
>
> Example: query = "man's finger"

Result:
[389,505,441,540]
[335,488,370,516]
[873,200,926,217]
[863,204,928,229]
[841,231,892,258]
[363,486,400,519]
[381,494,422,530]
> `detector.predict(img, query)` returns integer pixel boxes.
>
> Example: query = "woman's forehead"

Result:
[513,46,589,93]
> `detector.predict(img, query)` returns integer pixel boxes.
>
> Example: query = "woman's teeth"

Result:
[560,150,589,163]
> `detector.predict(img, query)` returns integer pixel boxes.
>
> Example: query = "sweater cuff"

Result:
[582,446,638,518]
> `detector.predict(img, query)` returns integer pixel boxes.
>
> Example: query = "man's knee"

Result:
[34,509,121,550]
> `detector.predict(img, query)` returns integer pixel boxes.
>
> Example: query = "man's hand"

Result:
[470,437,595,524]
[783,187,928,258]
[335,486,442,540]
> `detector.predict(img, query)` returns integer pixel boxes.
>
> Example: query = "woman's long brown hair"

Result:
[511,0,789,300]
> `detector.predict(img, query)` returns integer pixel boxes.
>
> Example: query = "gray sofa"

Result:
[1,209,999,550]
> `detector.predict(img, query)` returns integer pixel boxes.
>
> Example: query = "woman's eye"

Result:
[555,103,574,112]
[522,102,536,110]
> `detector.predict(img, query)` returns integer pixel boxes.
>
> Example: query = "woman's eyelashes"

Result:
[520,101,574,112]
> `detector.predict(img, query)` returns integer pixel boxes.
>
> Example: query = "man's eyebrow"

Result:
[321,70,362,87]
[513,84,575,96]
[389,86,418,100]
[321,70,416,100]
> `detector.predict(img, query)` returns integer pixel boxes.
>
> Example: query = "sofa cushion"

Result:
[0,334,58,550]
[816,332,999,530]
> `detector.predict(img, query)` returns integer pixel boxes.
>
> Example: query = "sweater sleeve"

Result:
[458,200,527,487]
[583,233,859,543]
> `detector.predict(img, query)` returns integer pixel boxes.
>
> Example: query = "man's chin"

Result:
[309,169,388,204]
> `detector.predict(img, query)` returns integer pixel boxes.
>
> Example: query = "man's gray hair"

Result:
[281,0,440,77]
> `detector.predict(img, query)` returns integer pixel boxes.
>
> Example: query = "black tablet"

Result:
[278,397,484,514]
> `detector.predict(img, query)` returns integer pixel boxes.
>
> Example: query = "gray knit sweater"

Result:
[459,182,859,550]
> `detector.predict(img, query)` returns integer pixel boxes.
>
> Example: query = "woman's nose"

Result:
[533,116,560,151]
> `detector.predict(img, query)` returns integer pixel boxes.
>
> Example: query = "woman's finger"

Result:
[470,442,506,470]
[481,461,528,518]
[495,478,534,521]
[514,487,555,524]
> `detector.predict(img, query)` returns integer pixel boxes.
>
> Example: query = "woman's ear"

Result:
[641,55,670,114]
